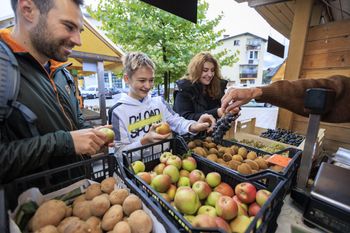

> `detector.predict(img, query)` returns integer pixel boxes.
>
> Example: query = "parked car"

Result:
[151,88,164,97]
[81,86,98,99]
[243,99,272,107]
[103,88,113,99]
[110,87,122,95]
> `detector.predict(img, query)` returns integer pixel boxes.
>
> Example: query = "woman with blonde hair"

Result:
[174,52,228,120]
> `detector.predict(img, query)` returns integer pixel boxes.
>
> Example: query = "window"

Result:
[249,51,259,59]
[234,40,240,46]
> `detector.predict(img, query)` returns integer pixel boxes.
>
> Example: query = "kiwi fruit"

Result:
[237,147,248,159]
[187,141,196,149]
[207,154,218,162]
[232,154,244,162]
[237,163,253,175]
[223,153,232,162]
[244,159,259,170]
[246,151,257,160]
[255,158,268,169]
[208,148,218,155]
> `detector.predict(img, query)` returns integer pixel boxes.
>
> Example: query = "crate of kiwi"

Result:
[184,136,302,186]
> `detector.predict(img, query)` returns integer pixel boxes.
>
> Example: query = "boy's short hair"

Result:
[122,52,155,78]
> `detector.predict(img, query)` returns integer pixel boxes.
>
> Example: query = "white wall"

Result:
[0,1,13,20]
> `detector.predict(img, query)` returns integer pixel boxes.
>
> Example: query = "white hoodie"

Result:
[112,93,196,155]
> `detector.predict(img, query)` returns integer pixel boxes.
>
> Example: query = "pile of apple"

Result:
[131,152,272,233]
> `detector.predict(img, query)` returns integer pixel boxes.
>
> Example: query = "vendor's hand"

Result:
[70,128,109,155]
[141,123,171,145]
[190,114,216,133]
[221,87,262,113]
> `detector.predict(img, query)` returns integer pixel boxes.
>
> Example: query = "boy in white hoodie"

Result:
[111,52,215,154]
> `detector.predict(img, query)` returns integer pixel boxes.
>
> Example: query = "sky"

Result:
[0,0,287,68]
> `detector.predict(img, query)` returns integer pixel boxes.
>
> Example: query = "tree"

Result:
[89,0,239,100]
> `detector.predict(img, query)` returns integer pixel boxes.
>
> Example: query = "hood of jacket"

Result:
[117,93,153,106]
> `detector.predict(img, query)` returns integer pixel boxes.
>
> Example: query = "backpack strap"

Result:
[0,40,20,123]
[108,102,122,125]
[0,40,39,137]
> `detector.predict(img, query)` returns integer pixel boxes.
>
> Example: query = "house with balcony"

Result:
[216,32,267,87]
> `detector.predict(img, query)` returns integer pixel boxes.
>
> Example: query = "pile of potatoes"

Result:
[188,137,284,175]
[29,177,153,233]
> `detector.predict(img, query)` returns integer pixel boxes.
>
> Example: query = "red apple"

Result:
[153,163,166,175]
[192,214,217,228]
[197,205,217,217]
[205,191,222,207]
[230,215,251,233]
[235,182,257,204]
[163,165,180,183]
[131,161,145,174]
[179,169,190,177]
[177,177,191,187]
[189,169,205,185]
[192,181,211,200]
[214,182,234,197]
[167,184,177,201]
[174,187,201,215]
[182,157,197,172]
[248,202,261,216]
[137,172,152,184]
[232,195,248,211]
[150,174,171,193]
[205,172,221,188]
[256,189,271,207]
[215,217,231,233]
[215,196,238,221]
[166,155,182,169]
[160,152,172,163]
[149,171,157,180]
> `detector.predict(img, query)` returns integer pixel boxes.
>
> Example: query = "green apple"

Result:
[160,152,173,163]
[174,187,200,215]
[205,172,221,188]
[182,156,197,172]
[205,191,222,207]
[131,161,145,174]
[197,205,217,217]
[177,177,191,187]
[98,127,115,144]
[256,189,271,207]
[230,215,251,233]
[166,155,182,169]
[153,163,166,175]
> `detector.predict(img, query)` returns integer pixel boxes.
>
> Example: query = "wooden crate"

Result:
[234,117,325,152]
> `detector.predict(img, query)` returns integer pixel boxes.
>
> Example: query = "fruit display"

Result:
[212,112,240,143]
[130,153,274,233]
[23,176,153,233]
[187,137,286,176]
[237,139,286,154]
[260,128,304,146]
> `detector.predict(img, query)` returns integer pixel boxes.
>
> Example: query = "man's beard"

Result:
[29,16,72,62]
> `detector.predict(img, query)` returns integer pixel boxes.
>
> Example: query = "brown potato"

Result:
[57,217,80,233]
[101,177,116,194]
[90,194,110,217]
[113,221,131,233]
[86,216,102,233]
[101,204,124,231]
[122,194,142,216]
[72,194,86,207]
[32,200,67,231]
[72,201,92,220]
[85,183,102,200]
[109,188,129,205]
[128,210,153,233]
[65,206,72,217]
[34,225,59,233]
[63,219,89,233]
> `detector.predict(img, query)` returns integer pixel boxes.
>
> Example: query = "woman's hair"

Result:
[122,52,155,78]
[185,52,223,99]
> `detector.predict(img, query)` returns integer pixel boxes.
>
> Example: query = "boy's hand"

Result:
[190,114,216,133]
[141,123,171,145]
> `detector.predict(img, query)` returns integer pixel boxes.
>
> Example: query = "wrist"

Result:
[252,87,263,100]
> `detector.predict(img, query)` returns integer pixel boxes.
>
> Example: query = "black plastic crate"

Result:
[184,136,302,182]
[120,138,288,233]
[2,154,178,233]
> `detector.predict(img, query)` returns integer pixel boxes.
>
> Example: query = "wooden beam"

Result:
[248,0,291,7]
[278,0,314,130]
[70,50,121,63]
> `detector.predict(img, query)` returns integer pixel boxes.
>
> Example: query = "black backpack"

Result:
[0,40,39,138]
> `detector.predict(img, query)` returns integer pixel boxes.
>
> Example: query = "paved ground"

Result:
[84,96,279,130]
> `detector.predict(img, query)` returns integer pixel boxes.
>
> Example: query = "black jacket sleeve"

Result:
[0,131,76,183]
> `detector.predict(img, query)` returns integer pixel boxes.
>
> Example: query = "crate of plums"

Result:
[2,155,179,233]
[185,135,302,190]
[119,137,288,233]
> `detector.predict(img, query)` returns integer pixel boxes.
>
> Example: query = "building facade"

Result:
[216,32,267,87]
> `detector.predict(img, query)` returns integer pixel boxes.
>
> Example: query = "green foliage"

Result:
[89,0,238,99]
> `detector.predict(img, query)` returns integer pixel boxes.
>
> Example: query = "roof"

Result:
[235,0,350,39]
[218,32,267,42]
[0,16,124,75]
